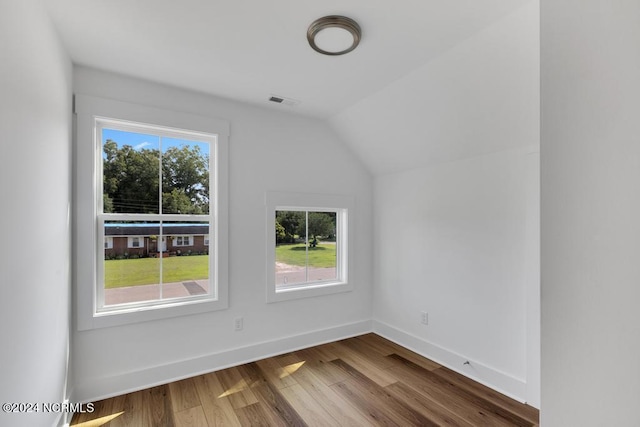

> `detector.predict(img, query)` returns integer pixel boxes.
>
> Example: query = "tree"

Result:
[162,189,195,214]
[275,210,336,246]
[306,212,336,247]
[162,145,209,214]
[275,211,304,243]
[275,220,286,242]
[103,194,114,213]
[103,140,210,214]
[102,140,160,213]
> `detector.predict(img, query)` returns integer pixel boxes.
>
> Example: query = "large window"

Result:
[75,95,229,329]
[266,192,353,303]
[97,117,216,311]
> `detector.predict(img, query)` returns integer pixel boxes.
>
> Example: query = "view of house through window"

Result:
[98,120,215,310]
[275,210,338,288]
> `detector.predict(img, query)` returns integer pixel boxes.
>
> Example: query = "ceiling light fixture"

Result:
[307,15,361,56]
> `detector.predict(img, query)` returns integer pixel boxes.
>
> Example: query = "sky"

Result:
[102,128,210,156]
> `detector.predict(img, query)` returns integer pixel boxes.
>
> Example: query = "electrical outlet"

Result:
[420,311,428,325]
[234,317,243,331]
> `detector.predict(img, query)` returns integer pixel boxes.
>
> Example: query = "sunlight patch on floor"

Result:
[279,361,305,379]
[218,379,250,398]
[73,411,124,426]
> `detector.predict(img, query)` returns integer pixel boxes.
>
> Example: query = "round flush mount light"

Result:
[307,15,361,56]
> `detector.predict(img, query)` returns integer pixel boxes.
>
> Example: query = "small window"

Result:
[275,210,339,286]
[104,237,113,249]
[266,192,353,303]
[128,236,143,248]
[173,235,192,247]
[204,235,210,246]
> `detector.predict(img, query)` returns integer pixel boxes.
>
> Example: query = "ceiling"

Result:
[44,0,531,119]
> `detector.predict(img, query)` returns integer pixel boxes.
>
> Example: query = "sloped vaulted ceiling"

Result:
[329,1,539,175]
[44,0,537,175]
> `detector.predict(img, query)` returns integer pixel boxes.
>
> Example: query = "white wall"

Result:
[338,0,541,406]
[0,1,73,426]
[71,67,373,401]
[541,1,640,425]
[373,147,539,404]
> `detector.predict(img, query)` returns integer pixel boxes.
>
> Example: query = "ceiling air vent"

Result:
[269,95,300,107]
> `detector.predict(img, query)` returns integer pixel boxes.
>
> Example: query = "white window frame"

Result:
[127,236,143,249]
[75,94,229,330]
[173,235,193,247]
[204,234,210,246]
[104,236,113,249]
[265,192,353,303]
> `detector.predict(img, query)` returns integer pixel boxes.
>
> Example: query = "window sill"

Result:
[267,280,353,303]
[81,296,227,330]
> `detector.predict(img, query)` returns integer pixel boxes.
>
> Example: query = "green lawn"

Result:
[105,245,335,289]
[275,243,336,268]
[105,255,208,288]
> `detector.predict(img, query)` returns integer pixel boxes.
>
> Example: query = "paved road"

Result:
[105,279,209,305]
[275,263,337,288]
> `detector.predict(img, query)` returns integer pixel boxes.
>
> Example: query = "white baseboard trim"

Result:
[73,320,372,403]
[372,320,527,403]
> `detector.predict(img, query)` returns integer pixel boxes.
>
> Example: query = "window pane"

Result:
[102,129,160,214]
[103,221,160,305]
[274,210,338,288]
[275,210,307,287]
[307,211,337,282]
[162,221,210,298]
[161,138,210,215]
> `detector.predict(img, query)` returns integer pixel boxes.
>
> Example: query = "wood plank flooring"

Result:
[71,333,539,426]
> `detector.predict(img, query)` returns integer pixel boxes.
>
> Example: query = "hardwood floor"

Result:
[71,334,539,426]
